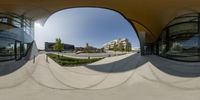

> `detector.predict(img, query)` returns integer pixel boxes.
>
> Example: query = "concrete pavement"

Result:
[0,53,200,100]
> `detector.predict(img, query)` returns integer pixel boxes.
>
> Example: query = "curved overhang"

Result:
[1,0,200,42]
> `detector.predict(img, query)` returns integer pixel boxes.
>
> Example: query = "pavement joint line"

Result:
[29,53,138,91]
[31,54,106,90]
[87,53,139,90]
[37,63,109,89]
[28,55,77,90]
[138,62,194,84]
[90,55,144,90]
[148,61,197,81]
[148,56,200,76]
[47,53,138,90]
[147,63,200,91]
[0,55,40,90]
[46,55,114,90]
[5,53,199,91]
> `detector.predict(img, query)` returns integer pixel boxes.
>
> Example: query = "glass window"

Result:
[161,30,167,41]
[158,41,167,56]
[0,18,3,22]
[12,18,21,28]
[169,23,198,36]
[166,34,199,61]
[168,17,198,26]
[2,18,7,23]
[13,17,21,23]
[15,41,21,60]
[157,13,200,61]
[12,21,21,28]
[0,37,15,61]
[0,13,34,62]
[24,43,27,55]
[181,13,198,17]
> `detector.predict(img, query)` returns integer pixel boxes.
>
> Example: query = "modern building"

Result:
[1,1,200,62]
[0,13,34,61]
[45,42,75,51]
[1,1,200,99]
[153,13,200,61]
[75,43,104,53]
[103,38,132,52]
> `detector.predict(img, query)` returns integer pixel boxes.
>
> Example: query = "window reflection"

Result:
[0,13,34,62]
[169,23,198,36]
[0,38,15,61]
[157,13,200,61]
[166,34,199,61]
[168,17,198,26]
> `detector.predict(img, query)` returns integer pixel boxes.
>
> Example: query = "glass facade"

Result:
[0,38,15,61]
[155,13,200,61]
[0,13,34,61]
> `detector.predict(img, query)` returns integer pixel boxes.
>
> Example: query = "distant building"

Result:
[75,43,104,53]
[75,47,85,52]
[103,38,132,52]
[45,42,75,51]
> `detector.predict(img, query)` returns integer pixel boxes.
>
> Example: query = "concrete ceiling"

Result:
[1,0,200,42]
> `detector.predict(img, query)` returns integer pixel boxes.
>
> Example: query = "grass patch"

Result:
[47,53,103,67]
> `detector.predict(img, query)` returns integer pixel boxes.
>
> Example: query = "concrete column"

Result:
[138,31,146,56]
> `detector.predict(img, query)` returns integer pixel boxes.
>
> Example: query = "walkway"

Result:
[0,53,200,100]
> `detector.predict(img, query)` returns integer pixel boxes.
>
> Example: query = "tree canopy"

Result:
[53,38,64,52]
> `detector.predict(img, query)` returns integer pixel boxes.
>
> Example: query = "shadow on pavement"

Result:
[0,60,28,76]
[86,53,200,77]
[85,53,148,73]
[147,55,200,77]
[1,52,200,78]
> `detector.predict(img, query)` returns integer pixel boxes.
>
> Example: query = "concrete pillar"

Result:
[138,31,146,56]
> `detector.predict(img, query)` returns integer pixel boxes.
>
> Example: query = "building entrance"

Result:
[15,41,22,61]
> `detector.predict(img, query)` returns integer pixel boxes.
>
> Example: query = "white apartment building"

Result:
[103,38,132,51]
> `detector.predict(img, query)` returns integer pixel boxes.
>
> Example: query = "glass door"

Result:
[15,41,22,61]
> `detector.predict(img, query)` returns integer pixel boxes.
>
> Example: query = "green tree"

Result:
[118,42,124,52]
[53,38,64,58]
[113,42,118,55]
[125,43,132,52]
[113,42,118,51]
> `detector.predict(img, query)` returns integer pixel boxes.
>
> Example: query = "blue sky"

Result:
[35,8,140,49]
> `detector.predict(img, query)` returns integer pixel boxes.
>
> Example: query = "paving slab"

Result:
[0,53,200,100]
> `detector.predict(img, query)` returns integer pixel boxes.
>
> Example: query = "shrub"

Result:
[47,53,102,67]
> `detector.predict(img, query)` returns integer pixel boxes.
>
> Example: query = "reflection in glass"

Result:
[0,38,15,61]
[0,13,34,62]
[166,34,199,61]
[156,13,200,61]
[169,23,198,36]
[168,17,197,26]
[15,42,21,60]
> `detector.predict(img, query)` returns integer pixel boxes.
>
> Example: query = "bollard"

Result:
[33,55,35,64]
[46,55,48,63]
